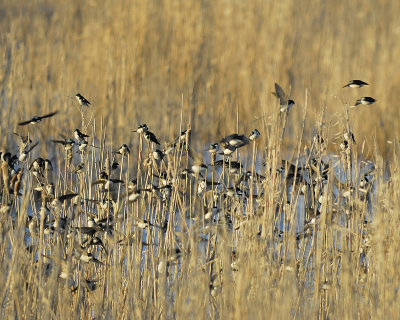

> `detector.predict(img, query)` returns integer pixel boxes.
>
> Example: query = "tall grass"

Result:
[1,0,400,151]
[1,0,400,318]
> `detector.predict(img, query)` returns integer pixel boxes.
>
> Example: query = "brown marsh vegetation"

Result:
[1,0,400,319]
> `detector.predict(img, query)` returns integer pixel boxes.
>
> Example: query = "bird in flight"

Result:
[220,133,249,148]
[355,97,376,106]
[18,111,58,126]
[343,80,369,88]
[51,138,76,151]
[273,83,295,112]
[247,83,295,123]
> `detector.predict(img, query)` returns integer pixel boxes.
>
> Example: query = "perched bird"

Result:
[111,162,120,171]
[176,129,190,142]
[165,143,178,156]
[126,188,151,202]
[191,163,208,176]
[92,172,124,191]
[273,83,295,112]
[133,124,148,134]
[75,93,91,107]
[144,131,160,145]
[78,140,88,152]
[1,152,17,171]
[30,157,45,171]
[153,149,164,161]
[197,180,221,194]
[344,130,356,144]
[18,111,58,126]
[220,134,249,148]
[249,129,260,141]
[208,143,219,154]
[355,97,376,106]
[127,178,138,192]
[113,144,130,156]
[73,129,89,142]
[220,143,237,156]
[29,157,46,178]
[340,140,349,151]
[343,80,369,88]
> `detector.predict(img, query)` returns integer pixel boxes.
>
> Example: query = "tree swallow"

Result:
[355,97,376,106]
[75,93,91,107]
[18,111,58,126]
[208,143,219,154]
[113,144,130,156]
[249,129,260,141]
[220,134,249,148]
[51,139,76,151]
[73,129,89,142]
[273,83,295,112]
[132,124,148,134]
[144,131,160,145]
[343,80,369,88]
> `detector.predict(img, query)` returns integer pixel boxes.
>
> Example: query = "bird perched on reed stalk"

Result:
[75,93,91,107]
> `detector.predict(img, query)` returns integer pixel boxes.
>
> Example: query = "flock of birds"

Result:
[0,80,376,293]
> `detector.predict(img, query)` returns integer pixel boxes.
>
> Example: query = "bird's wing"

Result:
[274,83,287,105]
[51,140,66,145]
[91,179,107,186]
[18,119,33,126]
[41,111,58,119]
[58,193,79,201]
[26,141,39,153]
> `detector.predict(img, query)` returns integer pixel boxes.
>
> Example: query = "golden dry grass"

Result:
[1,0,400,319]
[2,0,400,151]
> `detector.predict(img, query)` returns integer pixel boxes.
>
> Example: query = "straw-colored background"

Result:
[1,0,399,156]
[2,1,400,319]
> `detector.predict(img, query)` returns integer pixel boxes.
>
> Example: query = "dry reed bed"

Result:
[1,0,400,318]
[0,103,399,319]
